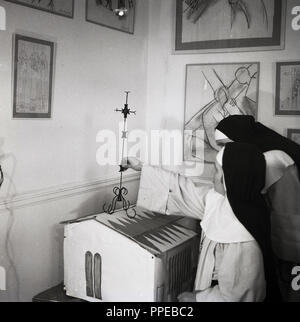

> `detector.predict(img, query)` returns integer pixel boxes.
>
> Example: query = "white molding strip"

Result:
[0,173,140,212]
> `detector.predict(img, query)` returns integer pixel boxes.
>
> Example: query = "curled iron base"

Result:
[103,186,136,219]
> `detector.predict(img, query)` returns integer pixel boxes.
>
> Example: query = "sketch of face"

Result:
[214,160,225,196]
[235,66,251,85]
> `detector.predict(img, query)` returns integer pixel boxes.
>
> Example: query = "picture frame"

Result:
[183,62,260,164]
[86,0,135,35]
[5,0,74,19]
[275,61,300,116]
[13,34,55,119]
[287,129,300,145]
[175,0,286,54]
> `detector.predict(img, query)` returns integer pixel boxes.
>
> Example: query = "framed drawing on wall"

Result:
[13,34,55,119]
[86,0,135,34]
[287,129,300,145]
[275,61,300,116]
[175,0,286,54]
[5,0,74,19]
[184,62,260,165]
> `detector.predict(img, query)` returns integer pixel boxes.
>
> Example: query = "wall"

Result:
[146,0,300,178]
[0,0,148,301]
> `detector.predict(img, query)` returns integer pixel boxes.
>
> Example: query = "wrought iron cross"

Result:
[103,92,137,219]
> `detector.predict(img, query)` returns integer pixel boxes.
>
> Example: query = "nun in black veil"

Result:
[215,115,300,177]
[216,115,300,301]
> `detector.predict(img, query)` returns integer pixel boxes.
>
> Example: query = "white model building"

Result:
[63,208,199,302]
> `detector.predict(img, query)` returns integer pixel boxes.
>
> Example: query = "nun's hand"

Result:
[121,157,143,172]
[177,292,197,302]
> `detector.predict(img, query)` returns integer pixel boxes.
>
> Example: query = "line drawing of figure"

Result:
[29,47,41,111]
[95,0,113,11]
[31,0,55,11]
[183,0,268,30]
[17,43,29,112]
[281,66,300,112]
[184,64,258,163]
[39,50,49,111]
[29,45,49,112]
[28,0,73,16]
[291,68,300,110]
[16,42,50,114]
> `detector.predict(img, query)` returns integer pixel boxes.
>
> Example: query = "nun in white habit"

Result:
[124,143,281,302]
[215,115,300,301]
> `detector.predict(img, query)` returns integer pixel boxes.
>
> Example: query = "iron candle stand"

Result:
[103,92,137,219]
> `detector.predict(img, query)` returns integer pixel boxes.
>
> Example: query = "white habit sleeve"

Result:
[196,241,266,302]
[137,165,210,220]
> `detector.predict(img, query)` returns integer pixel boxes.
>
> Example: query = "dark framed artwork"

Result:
[13,34,55,119]
[287,129,300,145]
[175,0,286,54]
[184,62,260,164]
[275,61,300,116]
[5,0,74,18]
[86,0,135,34]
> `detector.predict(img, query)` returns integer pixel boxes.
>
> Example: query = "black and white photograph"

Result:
[0,0,300,307]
